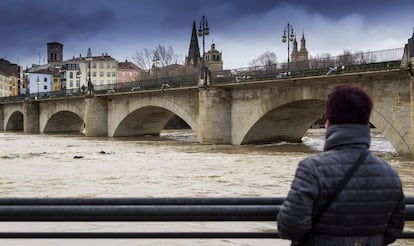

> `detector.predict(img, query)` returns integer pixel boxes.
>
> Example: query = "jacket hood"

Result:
[324,124,371,151]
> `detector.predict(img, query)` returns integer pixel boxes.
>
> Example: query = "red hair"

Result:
[326,85,373,125]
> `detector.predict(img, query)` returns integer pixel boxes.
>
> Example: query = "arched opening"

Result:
[43,111,84,134]
[113,106,195,142]
[6,111,23,131]
[241,99,326,144]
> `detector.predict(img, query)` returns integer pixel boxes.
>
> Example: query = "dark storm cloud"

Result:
[0,0,117,59]
[0,0,412,68]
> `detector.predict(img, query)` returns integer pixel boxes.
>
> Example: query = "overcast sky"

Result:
[1,0,413,69]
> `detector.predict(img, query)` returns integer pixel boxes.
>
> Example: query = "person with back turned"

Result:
[277,85,405,245]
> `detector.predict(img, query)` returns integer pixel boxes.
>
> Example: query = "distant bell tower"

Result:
[205,42,223,72]
[47,42,63,66]
[290,31,309,70]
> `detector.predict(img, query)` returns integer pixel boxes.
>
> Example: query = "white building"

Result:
[61,52,117,91]
[26,71,53,97]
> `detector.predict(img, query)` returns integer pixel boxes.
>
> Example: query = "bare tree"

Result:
[249,51,277,70]
[132,48,154,71]
[133,45,181,71]
[154,45,180,67]
[337,49,354,66]
[309,53,335,69]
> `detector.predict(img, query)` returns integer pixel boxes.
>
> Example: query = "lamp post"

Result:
[152,52,160,82]
[282,23,295,73]
[85,57,93,95]
[198,15,209,86]
[36,76,40,99]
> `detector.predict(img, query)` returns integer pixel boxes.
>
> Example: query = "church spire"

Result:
[87,47,92,57]
[185,20,201,67]
[300,31,307,53]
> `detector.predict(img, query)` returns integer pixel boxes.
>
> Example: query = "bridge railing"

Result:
[0,48,406,103]
[0,197,412,239]
[94,73,199,95]
[210,48,404,85]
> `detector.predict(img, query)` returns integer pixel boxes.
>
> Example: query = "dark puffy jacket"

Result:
[277,124,405,245]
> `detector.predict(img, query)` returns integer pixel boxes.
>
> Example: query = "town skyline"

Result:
[1,0,413,69]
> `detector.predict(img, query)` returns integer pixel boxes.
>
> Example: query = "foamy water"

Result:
[0,129,411,246]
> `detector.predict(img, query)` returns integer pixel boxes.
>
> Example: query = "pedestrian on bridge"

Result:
[277,85,405,245]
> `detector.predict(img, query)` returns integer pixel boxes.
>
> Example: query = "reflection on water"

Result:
[0,129,412,245]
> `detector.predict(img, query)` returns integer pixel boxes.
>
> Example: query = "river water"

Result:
[0,129,413,245]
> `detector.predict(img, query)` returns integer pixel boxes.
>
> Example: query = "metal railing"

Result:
[210,48,404,85]
[94,73,199,95]
[0,48,407,103]
[0,197,412,239]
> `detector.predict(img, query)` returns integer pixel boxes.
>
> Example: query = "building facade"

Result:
[117,59,140,83]
[61,52,117,91]
[0,58,23,96]
[26,70,53,97]
[0,71,10,97]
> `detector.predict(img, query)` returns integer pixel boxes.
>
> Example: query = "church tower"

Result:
[185,21,201,68]
[205,42,223,72]
[290,31,309,70]
[47,42,63,66]
[291,36,299,62]
[299,32,309,60]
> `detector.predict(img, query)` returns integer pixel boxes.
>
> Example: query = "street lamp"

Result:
[282,23,295,73]
[85,57,93,95]
[152,52,160,82]
[36,76,40,99]
[198,15,209,86]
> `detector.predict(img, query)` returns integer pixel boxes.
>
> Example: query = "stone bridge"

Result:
[1,45,414,156]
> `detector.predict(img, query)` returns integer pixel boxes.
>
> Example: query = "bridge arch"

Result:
[370,109,411,154]
[43,110,85,134]
[232,85,328,145]
[237,99,326,145]
[5,110,24,131]
[109,97,199,138]
[39,100,86,134]
[232,84,410,155]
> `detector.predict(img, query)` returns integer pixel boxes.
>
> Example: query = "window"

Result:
[93,72,97,77]
[70,80,73,87]
[70,72,73,79]
[107,63,111,68]
[113,72,116,77]
[93,63,97,68]
[100,72,104,77]
[44,78,47,82]
[107,72,111,77]
[43,85,47,90]
[99,63,104,68]
[112,63,116,68]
